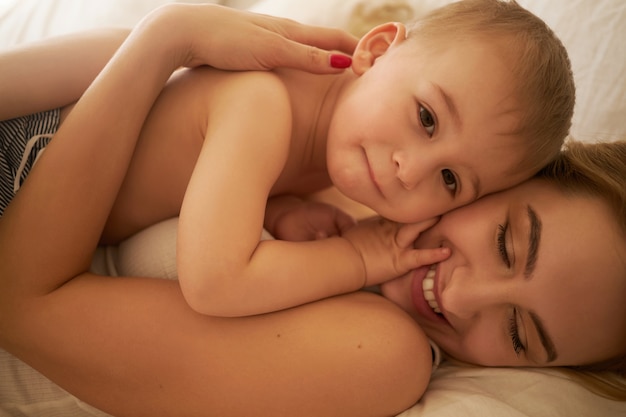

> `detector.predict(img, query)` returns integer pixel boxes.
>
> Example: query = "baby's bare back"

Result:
[101,66,336,244]
[102,68,216,243]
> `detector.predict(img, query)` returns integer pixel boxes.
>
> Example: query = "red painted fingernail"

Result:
[330,54,352,68]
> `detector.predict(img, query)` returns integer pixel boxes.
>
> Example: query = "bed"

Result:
[1,0,625,416]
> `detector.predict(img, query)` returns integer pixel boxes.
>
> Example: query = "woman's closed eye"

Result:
[509,308,526,356]
[497,221,511,268]
[418,104,436,136]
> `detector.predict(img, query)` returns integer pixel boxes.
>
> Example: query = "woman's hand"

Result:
[0,3,356,121]
[141,3,358,73]
[343,217,450,287]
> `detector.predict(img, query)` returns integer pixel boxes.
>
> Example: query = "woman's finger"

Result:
[267,37,354,74]
[281,21,358,54]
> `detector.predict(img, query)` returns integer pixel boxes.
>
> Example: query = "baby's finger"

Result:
[335,211,357,234]
[315,230,329,240]
[396,217,440,247]
[399,247,450,271]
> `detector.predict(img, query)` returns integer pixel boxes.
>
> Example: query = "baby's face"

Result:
[327,35,531,222]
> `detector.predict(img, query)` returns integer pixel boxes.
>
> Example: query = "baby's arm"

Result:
[177,70,368,317]
[0,28,129,120]
[178,80,449,316]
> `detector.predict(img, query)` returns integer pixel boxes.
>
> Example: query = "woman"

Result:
[381,139,626,371]
[0,4,624,417]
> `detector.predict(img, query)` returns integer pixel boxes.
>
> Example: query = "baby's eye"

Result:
[441,169,457,193]
[419,105,435,136]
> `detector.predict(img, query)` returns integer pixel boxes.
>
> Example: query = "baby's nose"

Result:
[394,153,427,190]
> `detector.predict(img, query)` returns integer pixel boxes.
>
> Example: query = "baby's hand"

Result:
[343,217,450,287]
[271,200,356,242]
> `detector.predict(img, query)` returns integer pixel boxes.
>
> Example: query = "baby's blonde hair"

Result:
[406,0,575,177]
[538,139,626,401]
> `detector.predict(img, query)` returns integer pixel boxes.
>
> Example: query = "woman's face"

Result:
[381,179,626,367]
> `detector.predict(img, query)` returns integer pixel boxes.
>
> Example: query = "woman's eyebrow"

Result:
[524,205,557,363]
[524,205,541,279]
[529,310,558,363]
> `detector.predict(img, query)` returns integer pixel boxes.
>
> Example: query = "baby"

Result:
[106,0,573,317]
[14,0,577,317]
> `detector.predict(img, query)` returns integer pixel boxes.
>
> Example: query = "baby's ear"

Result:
[351,22,407,75]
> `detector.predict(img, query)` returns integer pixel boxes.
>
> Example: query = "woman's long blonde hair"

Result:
[538,139,626,401]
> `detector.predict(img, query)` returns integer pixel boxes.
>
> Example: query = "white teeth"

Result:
[422,265,441,314]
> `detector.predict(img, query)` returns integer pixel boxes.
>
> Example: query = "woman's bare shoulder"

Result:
[277,291,433,415]
[203,290,432,416]
[1,274,431,417]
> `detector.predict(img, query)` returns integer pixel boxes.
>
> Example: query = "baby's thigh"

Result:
[104,68,215,242]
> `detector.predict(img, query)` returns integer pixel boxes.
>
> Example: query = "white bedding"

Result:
[1,0,625,416]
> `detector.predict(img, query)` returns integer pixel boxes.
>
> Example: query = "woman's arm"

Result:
[0,2,360,342]
[0,4,357,123]
[6,277,432,417]
[0,8,188,301]
[0,28,130,121]
[0,2,358,306]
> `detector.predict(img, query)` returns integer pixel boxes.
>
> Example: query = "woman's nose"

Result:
[441,269,516,321]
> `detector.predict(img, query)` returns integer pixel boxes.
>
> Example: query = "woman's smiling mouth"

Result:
[410,263,449,325]
[422,264,441,313]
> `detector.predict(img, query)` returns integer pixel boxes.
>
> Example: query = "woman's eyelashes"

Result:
[418,104,436,136]
[501,221,525,356]
[497,221,511,268]
[509,308,526,356]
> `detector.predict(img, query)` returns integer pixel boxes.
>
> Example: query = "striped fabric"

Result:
[0,108,60,216]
